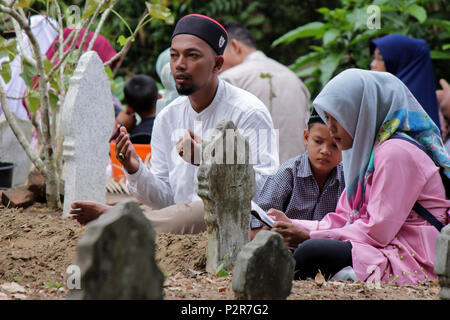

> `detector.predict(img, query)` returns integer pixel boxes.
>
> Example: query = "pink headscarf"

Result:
[45,27,117,67]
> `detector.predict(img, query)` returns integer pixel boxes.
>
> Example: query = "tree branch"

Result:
[10,15,36,67]
[74,0,108,63]
[87,0,116,52]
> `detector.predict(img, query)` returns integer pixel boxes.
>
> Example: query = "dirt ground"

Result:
[0,202,442,300]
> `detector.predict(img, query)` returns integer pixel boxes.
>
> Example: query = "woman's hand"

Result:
[267,208,291,223]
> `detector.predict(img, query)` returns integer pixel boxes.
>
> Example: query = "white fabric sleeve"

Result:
[125,115,175,209]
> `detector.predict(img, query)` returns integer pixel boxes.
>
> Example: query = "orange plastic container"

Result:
[109,142,151,180]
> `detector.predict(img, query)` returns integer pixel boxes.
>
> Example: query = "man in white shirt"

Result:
[220,22,311,164]
[70,14,279,234]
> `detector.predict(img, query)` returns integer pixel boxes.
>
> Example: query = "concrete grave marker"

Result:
[62,51,115,216]
[0,114,33,186]
[232,230,295,300]
[434,224,450,300]
[68,200,164,300]
[198,120,255,274]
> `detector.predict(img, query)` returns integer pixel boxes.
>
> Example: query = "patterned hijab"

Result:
[313,68,450,211]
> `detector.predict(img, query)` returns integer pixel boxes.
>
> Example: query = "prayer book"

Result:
[250,202,275,228]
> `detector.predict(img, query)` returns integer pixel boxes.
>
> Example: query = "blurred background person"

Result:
[220,22,311,164]
[370,34,441,128]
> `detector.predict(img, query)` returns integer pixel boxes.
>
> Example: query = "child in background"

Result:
[250,109,344,239]
[111,74,159,144]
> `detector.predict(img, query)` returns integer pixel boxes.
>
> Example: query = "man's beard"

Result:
[176,83,200,96]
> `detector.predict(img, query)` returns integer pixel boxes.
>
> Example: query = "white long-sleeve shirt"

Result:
[125,79,279,209]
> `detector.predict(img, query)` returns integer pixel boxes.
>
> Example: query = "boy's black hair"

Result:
[124,74,158,113]
[223,22,256,49]
[307,108,325,130]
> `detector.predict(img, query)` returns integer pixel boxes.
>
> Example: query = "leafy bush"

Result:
[273,0,450,98]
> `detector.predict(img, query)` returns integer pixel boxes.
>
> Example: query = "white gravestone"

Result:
[62,51,114,216]
[0,114,33,186]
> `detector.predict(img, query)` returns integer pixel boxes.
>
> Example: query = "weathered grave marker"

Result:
[68,200,164,300]
[232,230,295,300]
[198,120,255,274]
[435,224,450,300]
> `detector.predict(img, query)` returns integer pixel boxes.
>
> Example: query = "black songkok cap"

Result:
[171,14,228,55]
[308,108,325,126]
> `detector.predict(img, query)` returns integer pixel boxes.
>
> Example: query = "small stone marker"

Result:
[62,51,115,216]
[0,113,33,186]
[232,230,295,300]
[198,120,255,274]
[434,224,450,300]
[68,200,164,300]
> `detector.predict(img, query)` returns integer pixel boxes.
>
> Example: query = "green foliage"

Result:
[216,263,229,277]
[44,282,63,288]
[273,0,450,98]
[215,245,236,277]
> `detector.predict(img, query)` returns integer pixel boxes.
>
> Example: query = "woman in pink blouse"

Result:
[268,69,450,285]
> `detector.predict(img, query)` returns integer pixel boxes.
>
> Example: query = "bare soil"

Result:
[0,202,441,300]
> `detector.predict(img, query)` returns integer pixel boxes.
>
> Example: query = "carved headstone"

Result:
[68,200,164,300]
[0,114,33,186]
[434,224,450,300]
[197,120,255,274]
[232,230,295,300]
[62,51,115,216]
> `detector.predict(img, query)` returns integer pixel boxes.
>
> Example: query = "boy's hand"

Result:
[272,221,310,248]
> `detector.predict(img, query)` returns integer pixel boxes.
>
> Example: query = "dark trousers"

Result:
[293,238,353,280]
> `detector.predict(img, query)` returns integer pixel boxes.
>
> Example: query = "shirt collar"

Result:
[242,50,265,64]
[296,151,343,184]
[187,78,224,120]
[296,151,314,178]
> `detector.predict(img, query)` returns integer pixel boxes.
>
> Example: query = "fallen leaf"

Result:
[315,271,325,286]
[218,287,227,293]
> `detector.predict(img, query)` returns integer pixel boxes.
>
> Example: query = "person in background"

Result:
[370,34,441,128]
[111,75,159,144]
[220,22,310,164]
[155,48,179,115]
[250,109,344,240]
[268,69,449,285]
